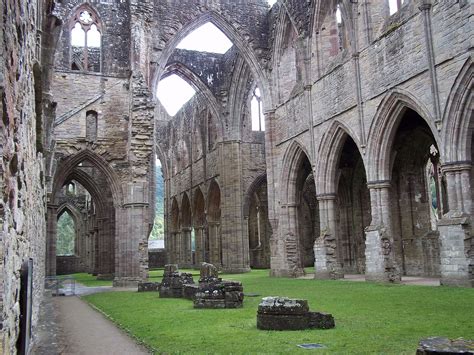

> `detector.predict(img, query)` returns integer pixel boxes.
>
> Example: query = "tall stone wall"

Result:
[1,0,48,352]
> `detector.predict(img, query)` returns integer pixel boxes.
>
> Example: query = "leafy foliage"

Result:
[150,162,165,240]
[57,212,75,256]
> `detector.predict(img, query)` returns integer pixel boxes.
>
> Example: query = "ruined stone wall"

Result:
[1,0,48,352]
[268,1,472,282]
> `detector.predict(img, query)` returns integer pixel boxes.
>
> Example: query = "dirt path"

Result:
[54,297,149,355]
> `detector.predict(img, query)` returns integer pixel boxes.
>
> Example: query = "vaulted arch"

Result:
[316,120,364,194]
[52,149,122,207]
[280,140,313,205]
[442,58,473,163]
[367,89,438,182]
[152,11,271,111]
[161,62,223,138]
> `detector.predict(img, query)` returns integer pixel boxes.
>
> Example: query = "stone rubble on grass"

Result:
[416,337,474,354]
[193,263,244,309]
[159,264,195,298]
[137,282,161,292]
[257,296,335,331]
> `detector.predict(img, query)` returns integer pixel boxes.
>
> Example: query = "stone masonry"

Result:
[0,0,473,352]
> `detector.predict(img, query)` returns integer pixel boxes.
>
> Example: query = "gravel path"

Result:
[53,296,149,355]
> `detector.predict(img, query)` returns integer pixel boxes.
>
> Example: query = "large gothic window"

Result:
[70,8,102,72]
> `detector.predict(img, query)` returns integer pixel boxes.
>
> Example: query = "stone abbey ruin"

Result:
[0,0,472,352]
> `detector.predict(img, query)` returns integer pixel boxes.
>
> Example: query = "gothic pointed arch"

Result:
[162,62,223,139]
[367,89,438,182]
[152,11,271,111]
[243,174,268,218]
[280,140,313,205]
[52,149,122,207]
[316,120,364,194]
[442,58,473,163]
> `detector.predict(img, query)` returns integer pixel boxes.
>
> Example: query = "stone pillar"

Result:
[208,222,221,267]
[219,141,250,273]
[181,227,192,267]
[46,204,58,276]
[365,181,401,283]
[314,194,343,279]
[114,183,150,287]
[438,163,472,287]
[194,227,204,265]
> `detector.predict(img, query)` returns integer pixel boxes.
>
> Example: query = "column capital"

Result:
[367,180,391,189]
[316,193,336,201]
[441,161,471,173]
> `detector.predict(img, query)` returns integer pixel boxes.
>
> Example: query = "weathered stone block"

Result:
[183,284,199,300]
[416,337,474,354]
[308,312,335,329]
[257,297,335,331]
[138,282,161,292]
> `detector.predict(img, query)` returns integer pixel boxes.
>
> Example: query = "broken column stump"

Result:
[159,264,195,298]
[257,297,335,331]
[417,337,474,354]
[193,263,244,308]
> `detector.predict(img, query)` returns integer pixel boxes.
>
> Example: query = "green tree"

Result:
[57,212,75,255]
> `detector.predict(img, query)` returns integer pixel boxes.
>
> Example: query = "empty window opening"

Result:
[70,9,102,72]
[267,0,277,6]
[389,0,406,15]
[336,5,342,24]
[150,156,165,245]
[177,22,233,54]
[67,182,76,195]
[251,87,265,131]
[86,110,98,141]
[157,74,196,116]
[57,211,75,256]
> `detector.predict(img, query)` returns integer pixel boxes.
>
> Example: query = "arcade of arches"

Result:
[0,0,473,352]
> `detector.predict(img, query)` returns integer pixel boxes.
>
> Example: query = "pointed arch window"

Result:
[70,8,102,72]
[251,88,265,132]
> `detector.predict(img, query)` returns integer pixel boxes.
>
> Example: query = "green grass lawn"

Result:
[83,269,474,354]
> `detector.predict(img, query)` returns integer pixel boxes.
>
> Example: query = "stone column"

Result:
[194,226,204,266]
[208,222,221,267]
[114,183,150,287]
[46,204,58,276]
[315,194,343,279]
[181,227,192,267]
[365,181,401,283]
[219,141,250,273]
[438,163,472,287]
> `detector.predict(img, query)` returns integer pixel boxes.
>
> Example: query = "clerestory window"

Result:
[70,8,102,72]
[251,88,265,132]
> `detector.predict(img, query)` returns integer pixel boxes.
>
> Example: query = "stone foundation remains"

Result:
[257,297,335,331]
[416,337,473,354]
[159,264,195,298]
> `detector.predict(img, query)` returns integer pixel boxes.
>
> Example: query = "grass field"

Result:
[82,269,474,354]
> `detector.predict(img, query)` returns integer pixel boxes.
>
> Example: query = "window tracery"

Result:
[70,7,102,72]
